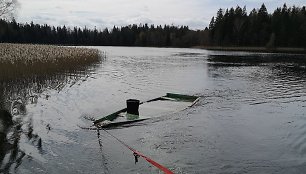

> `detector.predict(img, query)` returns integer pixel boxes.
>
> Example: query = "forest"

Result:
[0,21,202,47]
[209,3,306,48]
[0,3,305,48]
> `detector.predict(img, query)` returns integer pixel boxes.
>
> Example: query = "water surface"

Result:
[1,47,306,173]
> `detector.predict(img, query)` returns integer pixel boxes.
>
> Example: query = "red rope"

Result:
[101,129,174,174]
[133,150,174,174]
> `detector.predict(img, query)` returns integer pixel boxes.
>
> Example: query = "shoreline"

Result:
[194,46,306,54]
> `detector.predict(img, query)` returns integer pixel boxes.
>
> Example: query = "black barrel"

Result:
[126,99,140,115]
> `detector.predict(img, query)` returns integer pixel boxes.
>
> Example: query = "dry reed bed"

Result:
[0,43,101,79]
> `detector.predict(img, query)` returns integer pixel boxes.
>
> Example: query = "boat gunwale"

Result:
[93,93,200,126]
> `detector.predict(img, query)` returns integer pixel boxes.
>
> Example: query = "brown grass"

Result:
[0,43,102,80]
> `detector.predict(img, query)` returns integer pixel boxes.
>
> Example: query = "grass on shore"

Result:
[0,43,102,80]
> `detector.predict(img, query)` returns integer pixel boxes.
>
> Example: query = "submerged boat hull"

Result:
[94,93,200,128]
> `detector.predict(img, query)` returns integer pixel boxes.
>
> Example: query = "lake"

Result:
[1,47,306,173]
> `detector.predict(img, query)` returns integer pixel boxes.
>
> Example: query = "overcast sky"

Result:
[17,0,305,30]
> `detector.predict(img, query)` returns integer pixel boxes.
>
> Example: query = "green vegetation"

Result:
[0,20,200,47]
[208,4,306,48]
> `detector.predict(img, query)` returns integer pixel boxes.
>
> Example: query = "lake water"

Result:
[1,47,306,173]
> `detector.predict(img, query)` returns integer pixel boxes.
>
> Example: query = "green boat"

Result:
[93,93,200,128]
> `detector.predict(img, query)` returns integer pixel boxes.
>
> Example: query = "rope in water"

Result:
[80,124,174,174]
[100,128,174,174]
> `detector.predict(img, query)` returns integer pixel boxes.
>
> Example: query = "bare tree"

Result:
[0,0,18,19]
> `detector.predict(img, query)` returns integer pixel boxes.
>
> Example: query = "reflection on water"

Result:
[0,53,103,173]
[208,53,306,64]
[203,53,306,173]
[0,108,42,173]
[1,47,306,173]
[208,53,306,105]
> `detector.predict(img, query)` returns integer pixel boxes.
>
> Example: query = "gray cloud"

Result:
[17,0,306,30]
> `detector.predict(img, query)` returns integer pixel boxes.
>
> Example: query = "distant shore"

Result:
[194,46,306,54]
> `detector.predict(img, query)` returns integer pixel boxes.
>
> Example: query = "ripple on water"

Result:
[287,116,306,156]
[2,47,306,173]
[240,65,306,105]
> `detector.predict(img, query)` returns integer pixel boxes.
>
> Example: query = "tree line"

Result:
[0,20,203,47]
[0,3,305,48]
[209,3,306,48]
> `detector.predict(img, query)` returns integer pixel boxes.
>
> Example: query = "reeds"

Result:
[0,43,101,80]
